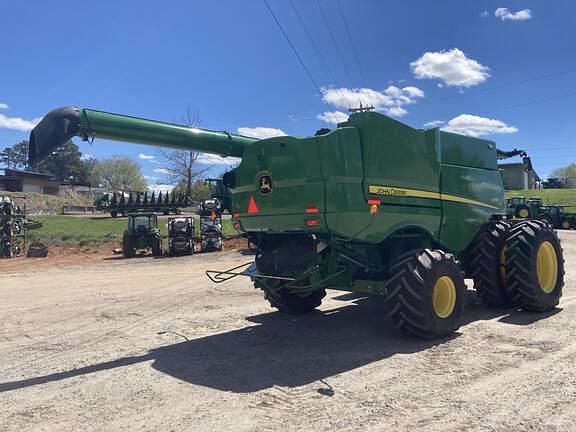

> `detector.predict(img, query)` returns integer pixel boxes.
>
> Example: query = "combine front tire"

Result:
[386,249,466,339]
[505,220,564,311]
[468,220,514,306]
[264,286,326,314]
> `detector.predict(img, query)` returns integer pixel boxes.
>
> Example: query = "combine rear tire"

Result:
[386,249,466,339]
[111,211,118,218]
[264,286,326,314]
[505,220,564,311]
[468,220,514,306]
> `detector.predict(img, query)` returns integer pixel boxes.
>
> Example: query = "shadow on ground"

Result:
[0,290,559,394]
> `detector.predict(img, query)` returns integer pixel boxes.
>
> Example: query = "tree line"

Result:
[0,139,213,202]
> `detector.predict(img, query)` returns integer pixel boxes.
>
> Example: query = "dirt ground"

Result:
[1,232,575,432]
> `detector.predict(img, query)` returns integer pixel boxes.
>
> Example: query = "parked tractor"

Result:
[506,196,531,219]
[540,205,576,229]
[167,217,194,255]
[122,213,162,258]
[30,107,565,338]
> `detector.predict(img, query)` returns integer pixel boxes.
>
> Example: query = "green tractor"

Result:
[506,196,532,219]
[29,107,565,338]
[122,213,162,258]
[540,205,576,229]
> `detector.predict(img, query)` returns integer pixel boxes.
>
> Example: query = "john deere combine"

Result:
[29,107,565,338]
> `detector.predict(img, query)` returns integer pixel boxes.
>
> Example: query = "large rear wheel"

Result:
[505,220,564,311]
[122,235,135,258]
[468,220,514,306]
[386,249,466,339]
[151,237,162,257]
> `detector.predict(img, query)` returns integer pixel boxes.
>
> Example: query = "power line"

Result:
[437,66,576,102]
[315,0,361,108]
[263,0,328,106]
[337,0,374,109]
[288,0,351,110]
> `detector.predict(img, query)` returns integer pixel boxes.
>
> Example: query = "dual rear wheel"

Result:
[385,220,564,338]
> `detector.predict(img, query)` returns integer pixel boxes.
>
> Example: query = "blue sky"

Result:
[1,0,575,188]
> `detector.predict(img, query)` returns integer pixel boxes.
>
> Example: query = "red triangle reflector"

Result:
[247,196,260,214]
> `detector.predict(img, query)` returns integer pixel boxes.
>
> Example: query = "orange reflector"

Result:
[305,206,319,213]
[367,199,381,205]
[370,204,378,214]
[306,218,320,227]
[247,196,259,214]
[233,212,240,218]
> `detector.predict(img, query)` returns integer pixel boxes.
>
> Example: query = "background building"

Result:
[499,163,540,190]
[0,169,60,195]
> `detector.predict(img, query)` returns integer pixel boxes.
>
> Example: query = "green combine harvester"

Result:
[29,107,565,338]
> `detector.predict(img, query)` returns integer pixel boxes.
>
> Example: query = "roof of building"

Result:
[2,168,57,181]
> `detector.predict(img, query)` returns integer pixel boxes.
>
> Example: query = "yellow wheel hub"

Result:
[562,221,570,229]
[519,209,529,218]
[433,276,456,318]
[536,241,558,294]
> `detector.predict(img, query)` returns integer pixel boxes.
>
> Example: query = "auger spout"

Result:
[28,107,256,166]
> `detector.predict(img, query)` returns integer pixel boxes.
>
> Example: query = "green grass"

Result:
[505,189,576,211]
[27,215,237,246]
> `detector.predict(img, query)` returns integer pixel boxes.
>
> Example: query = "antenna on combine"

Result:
[348,103,375,113]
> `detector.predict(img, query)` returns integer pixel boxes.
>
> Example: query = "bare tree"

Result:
[156,106,214,197]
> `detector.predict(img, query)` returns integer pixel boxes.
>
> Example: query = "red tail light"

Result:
[306,218,320,227]
[305,206,319,213]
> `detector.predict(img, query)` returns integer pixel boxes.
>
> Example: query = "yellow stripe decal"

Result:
[368,185,500,210]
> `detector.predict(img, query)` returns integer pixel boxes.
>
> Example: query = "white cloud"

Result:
[423,120,445,128]
[386,106,408,117]
[0,113,42,132]
[138,153,156,161]
[410,48,490,88]
[143,175,158,181]
[317,111,349,125]
[480,10,489,18]
[318,85,424,121]
[495,8,532,21]
[237,127,287,139]
[441,114,518,137]
[0,103,9,109]
[147,183,174,194]
[80,154,95,161]
[153,168,169,175]
[196,153,241,167]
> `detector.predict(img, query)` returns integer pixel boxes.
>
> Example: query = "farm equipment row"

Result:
[94,190,190,217]
[506,196,576,229]
[121,204,224,257]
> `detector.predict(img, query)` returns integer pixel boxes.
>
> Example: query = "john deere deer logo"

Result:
[258,174,273,195]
